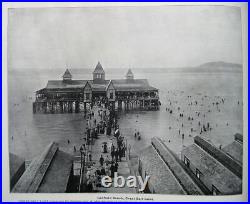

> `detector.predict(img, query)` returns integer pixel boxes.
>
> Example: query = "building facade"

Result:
[33,62,160,114]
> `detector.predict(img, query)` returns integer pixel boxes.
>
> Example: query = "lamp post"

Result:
[79,146,86,192]
[80,146,86,174]
[80,146,84,172]
[128,144,131,160]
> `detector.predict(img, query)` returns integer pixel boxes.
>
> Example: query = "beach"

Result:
[8,70,243,160]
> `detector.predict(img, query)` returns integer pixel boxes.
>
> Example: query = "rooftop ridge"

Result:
[150,144,187,195]
[12,142,59,193]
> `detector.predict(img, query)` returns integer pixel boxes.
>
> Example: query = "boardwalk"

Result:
[74,104,136,193]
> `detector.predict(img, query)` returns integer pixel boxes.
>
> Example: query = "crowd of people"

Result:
[82,99,128,192]
[163,90,242,147]
[85,155,120,192]
[85,133,127,191]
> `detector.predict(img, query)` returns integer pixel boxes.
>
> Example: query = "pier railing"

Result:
[116,96,159,101]
[35,95,159,103]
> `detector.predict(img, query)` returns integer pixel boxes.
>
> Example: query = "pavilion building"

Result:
[33,62,160,114]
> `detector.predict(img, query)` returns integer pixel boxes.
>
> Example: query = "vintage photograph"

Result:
[4,3,247,201]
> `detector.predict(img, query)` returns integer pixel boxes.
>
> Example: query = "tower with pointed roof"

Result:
[62,69,72,81]
[126,69,134,80]
[93,61,105,84]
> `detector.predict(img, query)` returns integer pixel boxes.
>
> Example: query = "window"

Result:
[184,156,190,168]
[86,93,90,100]
[110,92,113,99]
[196,168,202,180]
[96,74,102,79]
[212,185,220,195]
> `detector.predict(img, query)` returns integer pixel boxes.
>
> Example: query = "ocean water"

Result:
[8,70,243,160]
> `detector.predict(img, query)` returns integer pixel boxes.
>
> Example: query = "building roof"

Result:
[88,80,110,92]
[194,136,242,178]
[139,146,186,194]
[222,141,243,164]
[93,62,105,74]
[40,78,158,93]
[151,137,204,195]
[37,150,73,193]
[12,142,73,193]
[112,79,158,92]
[46,80,87,89]
[182,144,242,194]
[62,69,72,79]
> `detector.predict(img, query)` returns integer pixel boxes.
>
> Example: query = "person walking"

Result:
[111,144,115,152]
[118,148,122,162]
[138,132,141,141]
[110,163,115,178]
[114,162,119,173]
[111,149,115,161]
[105,155,110,165]
[105,163,110,176]
[103,143,108,153]
[122,145,126,157]
[101,167,106,175]
[89,153,92,162]
[114,149,119,162]
[99,155,104,166]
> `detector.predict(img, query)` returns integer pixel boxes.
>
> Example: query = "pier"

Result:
[73,103,137,193]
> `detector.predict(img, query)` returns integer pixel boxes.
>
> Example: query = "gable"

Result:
[83,81,92,92]
[106,80,115,91]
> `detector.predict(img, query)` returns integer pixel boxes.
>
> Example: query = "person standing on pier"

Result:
[137,132,141,140]
[99,155,104,166]
[89,153,92,161]
[110,162,115,178]
[102,143,108,153]
[105,155,110,165]
[111,143,115,152]
[122,145,126,157]
[104,163,109,176]
[111,148,115,161]
[118,148,122,162]
[114,162,119,173]
[114,149,119,162]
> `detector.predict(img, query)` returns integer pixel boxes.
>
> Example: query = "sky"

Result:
[7,5,242,70]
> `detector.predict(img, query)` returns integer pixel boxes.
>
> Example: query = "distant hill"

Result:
[9,61,243,76]
[198,61,242,72]
[132,61,243,74]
